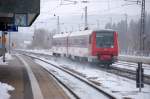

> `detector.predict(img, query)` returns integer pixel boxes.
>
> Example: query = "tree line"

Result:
[105,13,150,55]
[28,29,55,49]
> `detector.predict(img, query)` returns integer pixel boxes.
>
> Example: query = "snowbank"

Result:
[0,82,15,99]
[0,53,13,65]
[5,53,13,60]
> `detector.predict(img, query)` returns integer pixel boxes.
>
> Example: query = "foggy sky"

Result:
[19,0,150,34]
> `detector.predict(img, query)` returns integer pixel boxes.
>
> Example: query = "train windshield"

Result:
[96,32,114,48]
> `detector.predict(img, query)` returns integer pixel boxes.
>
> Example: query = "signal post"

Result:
[136,62,144,92]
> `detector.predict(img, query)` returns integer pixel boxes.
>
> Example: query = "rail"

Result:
[23,53,117,99]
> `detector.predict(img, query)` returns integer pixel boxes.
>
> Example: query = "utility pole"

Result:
[108,0,110,10]
[125,14,128,52]
[71,26,74,32]
[110,17,112,26]
[78,24,81,31]
[125,14,128,34]
[96,20,100,29]
[57,16,60,34]
[84,6,88,30]
[140,0,145,55]
[124,0,146,55]
[9,32,11,53]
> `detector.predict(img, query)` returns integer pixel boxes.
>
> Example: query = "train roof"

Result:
[53,29,116,38]
[53,33,69,38]
[69,29,115,37]
[93,29,115,32]
[69,30,93,37]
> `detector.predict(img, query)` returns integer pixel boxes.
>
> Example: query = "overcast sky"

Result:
[19,0,150,34]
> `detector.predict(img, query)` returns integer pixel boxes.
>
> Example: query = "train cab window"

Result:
[96,32,114,48]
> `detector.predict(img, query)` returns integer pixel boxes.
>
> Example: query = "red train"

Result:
[52,29,118,66]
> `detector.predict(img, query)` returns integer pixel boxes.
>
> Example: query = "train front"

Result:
[91,30,118,65]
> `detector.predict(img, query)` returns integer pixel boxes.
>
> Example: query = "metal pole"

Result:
[2,31,5,62]
[85,6,88,29]
[9,32,11,53]
[125,14,128,52]
[139,62,142,92]
[108,0,110,10]
[140,0,145,55]
[97,20,100,29]
[57,16,60,34]
[78,24,80,31]
[71,26,73,32]
[110,17,112,27]
[125,14,128,34]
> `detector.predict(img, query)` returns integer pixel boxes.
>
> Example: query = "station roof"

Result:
[0,0,40,27]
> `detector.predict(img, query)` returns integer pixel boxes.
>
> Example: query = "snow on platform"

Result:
[0,53,13,65]
[0,82,15,99]
[0,53,15,99]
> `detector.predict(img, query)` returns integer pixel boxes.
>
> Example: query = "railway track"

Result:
[114,61,150,70]
[24,53,117,99]
[18,50,150,85]
[111,61,150,85]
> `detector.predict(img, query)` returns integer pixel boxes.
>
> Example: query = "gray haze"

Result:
[11,0,150,52]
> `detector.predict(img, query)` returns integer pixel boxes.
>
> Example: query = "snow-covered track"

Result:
[17,50,150,85]
[36,62,80,99]
[23,53,117,99]
[112,61,150,82]
[107,65,150,85]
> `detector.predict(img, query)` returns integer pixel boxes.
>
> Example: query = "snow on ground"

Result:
[0,82,15,99]
[120,54,150,58]
[0,53,13,65]
[113,61,150,75]
[74,67,150,99]
[35,56,150,99]
[5,53,13,60]
[35,59,110,99]
[22,49,150,98]
[0,53,15,99]
[21,49,53,55]
[119,55,150,64]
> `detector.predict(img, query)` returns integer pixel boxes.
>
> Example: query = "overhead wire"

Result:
[38,0,149,31]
